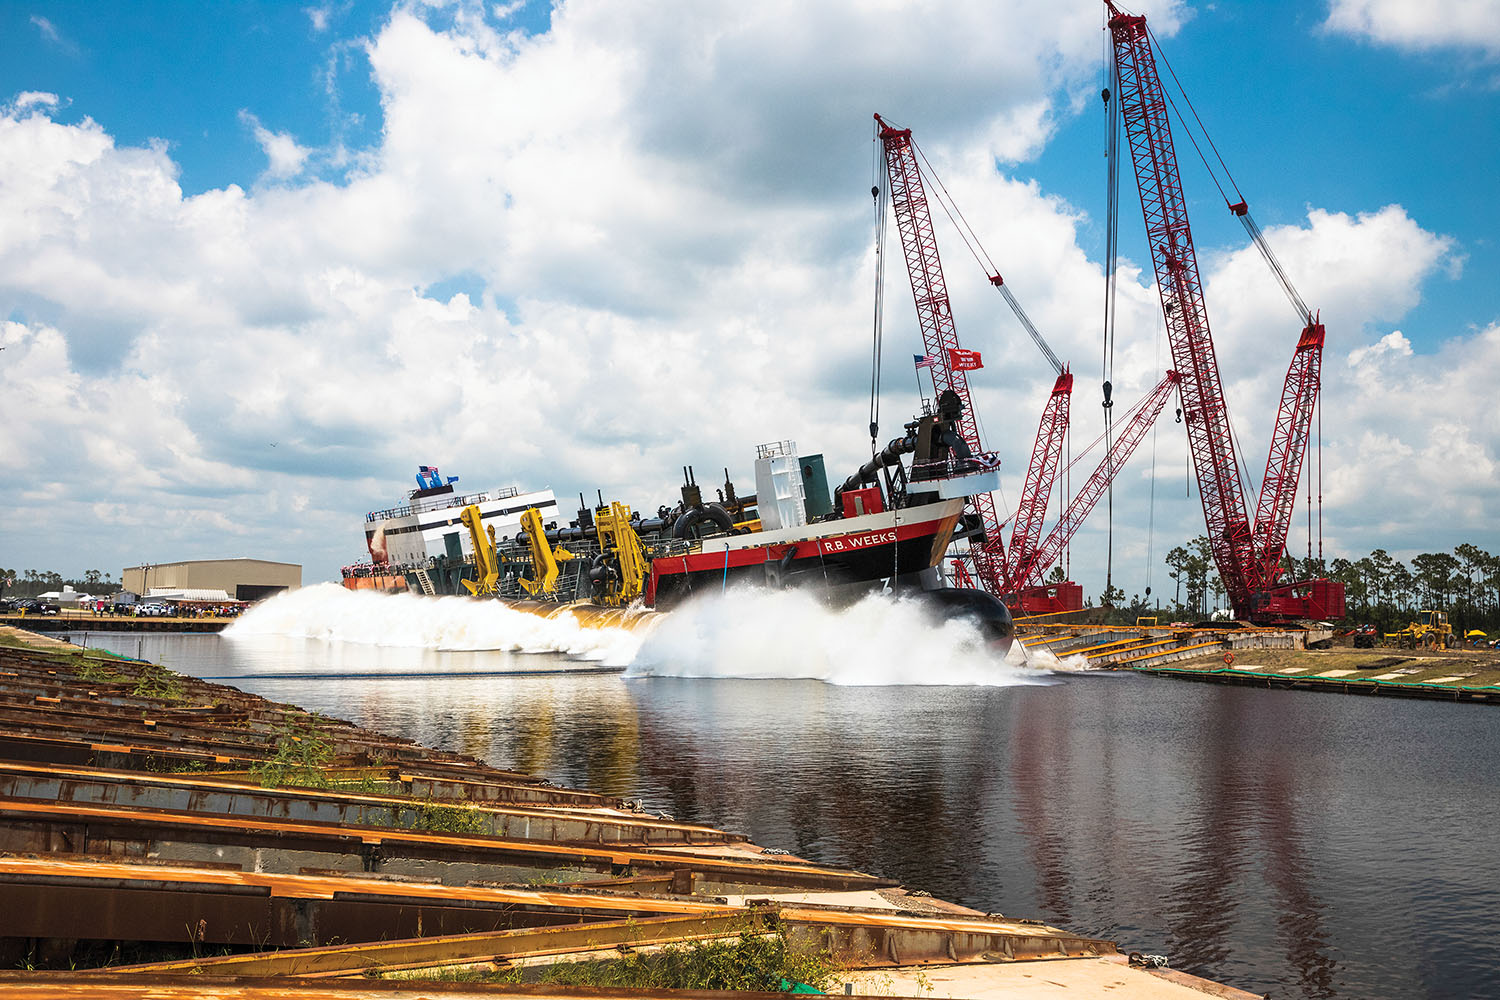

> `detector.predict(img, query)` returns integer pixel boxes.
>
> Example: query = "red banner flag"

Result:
[948,347,983,371]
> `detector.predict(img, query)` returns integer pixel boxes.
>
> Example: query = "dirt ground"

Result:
[1170,645,1500,688]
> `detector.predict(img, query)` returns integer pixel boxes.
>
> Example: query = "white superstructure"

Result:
[364,469,559,568]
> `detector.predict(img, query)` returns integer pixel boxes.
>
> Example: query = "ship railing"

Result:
[366,485,524,522]
[911,451,1001,482]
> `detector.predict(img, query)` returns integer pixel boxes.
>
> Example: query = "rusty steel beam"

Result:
[0,730,264,770]
[0,856,728,917]
[777,907,1117,967]
[0,972,873,1000]
[0,800,890,891]
[96,904,1118,979]
[110,911,771,977]
[0,879,594,948]
[0,761,735,846]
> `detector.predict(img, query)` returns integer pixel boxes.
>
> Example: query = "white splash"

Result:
[226,583,645,664]
[1015,645,1096,672]
[626,587,1049,687]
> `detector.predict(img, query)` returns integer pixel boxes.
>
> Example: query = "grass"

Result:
[395,927,841,993]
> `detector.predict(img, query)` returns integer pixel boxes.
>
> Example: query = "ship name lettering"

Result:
[823,529,896,553]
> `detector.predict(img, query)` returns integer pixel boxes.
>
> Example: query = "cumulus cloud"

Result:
[8,92,59,113]
[0,0,1489,592]
[239,110,311,179]
[1325,0,1500,57]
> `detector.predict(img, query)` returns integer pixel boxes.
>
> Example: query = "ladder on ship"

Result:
[413,568,436,596]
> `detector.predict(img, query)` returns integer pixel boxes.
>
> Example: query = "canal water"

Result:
[70,585,1500,1000]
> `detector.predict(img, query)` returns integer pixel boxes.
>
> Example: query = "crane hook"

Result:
[1102,380,1114,409]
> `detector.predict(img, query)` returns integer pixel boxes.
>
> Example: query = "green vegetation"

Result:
[400,927,840,993]
[130,661,185,702]
[0,566,118,600]
[413,800,489,835]
[1090,539,1500,632]
[251,715,336,789]
[327,773,403,796]
[77,659,126,684]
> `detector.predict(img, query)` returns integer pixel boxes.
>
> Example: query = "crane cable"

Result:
[869,135,891,459]
[908,139,1065,376]
[1102,39,1122,600]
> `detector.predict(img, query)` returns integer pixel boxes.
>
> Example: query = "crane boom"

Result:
[1015,371,1180,591]
[1250,321,1324,592]
[875,113,1005,589]
[1005,370,1072,590]
[1107,4,1255,612]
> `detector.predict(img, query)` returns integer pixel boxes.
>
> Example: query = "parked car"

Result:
[16,599,60,616]
[136,602,171,617]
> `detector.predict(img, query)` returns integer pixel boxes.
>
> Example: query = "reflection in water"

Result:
[66,631,1500,1000]
[1261,746,1339,1000]
[1166,687,1252,978]
[1010,689,1075,926]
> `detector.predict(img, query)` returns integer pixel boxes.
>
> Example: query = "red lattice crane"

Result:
[876,114,1168,613]
[1005,370,1073,592]
[1106,2,1344,621]
[874,114,1006,592]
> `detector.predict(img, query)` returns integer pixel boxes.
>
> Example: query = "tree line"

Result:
[1149,540,1500,632]
[0,568,120,600]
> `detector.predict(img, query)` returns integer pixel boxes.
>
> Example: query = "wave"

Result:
[225,583,645,664]
[625,586,1050,687]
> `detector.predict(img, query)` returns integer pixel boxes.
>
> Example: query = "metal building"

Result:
[121,558,301,603]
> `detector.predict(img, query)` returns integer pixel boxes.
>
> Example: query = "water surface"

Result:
[67,627,1500,1000]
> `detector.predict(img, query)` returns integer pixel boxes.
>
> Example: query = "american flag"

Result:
[913,353,937,369]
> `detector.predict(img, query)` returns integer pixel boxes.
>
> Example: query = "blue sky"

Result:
[1,0,1496,594]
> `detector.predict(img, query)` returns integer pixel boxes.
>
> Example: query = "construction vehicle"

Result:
[1384,610,1459,650]
[588,501,649,607]
[459,504,501,597]
[517,507,575,598]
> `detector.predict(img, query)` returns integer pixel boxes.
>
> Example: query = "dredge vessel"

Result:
[342,392,1013,642]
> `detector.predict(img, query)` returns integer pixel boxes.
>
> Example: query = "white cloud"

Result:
[1325,0,1500,57]
[239,110,311,179]
[1346,329,1412,367]
[30,15,78,55]
[307,5,333,33]
[0,0,1490,594]
[8,92,59,113]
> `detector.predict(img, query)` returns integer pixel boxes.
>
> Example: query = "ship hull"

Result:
[647,499,963,611]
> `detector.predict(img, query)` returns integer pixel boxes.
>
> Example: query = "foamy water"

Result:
[226,583,645,665]
[229,583,1045,686]
[626,587,1049,686]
